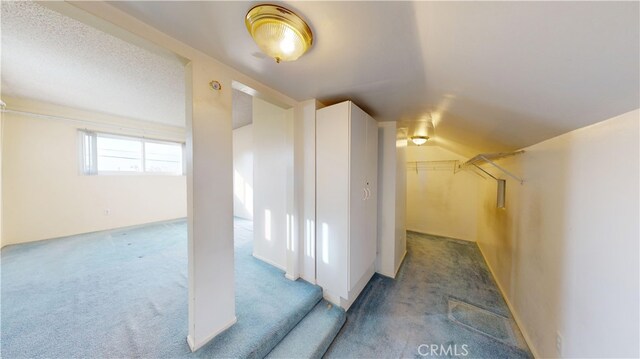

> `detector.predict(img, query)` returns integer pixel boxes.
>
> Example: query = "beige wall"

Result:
[232,124,253,220]
[0,109,4,247]
[477,109,639,358]
[2,98,187,246]
[376,122,407,278]
[296,99,321,283]
[406,144,478,241]
[252,97,294,270]
[394,137,407,273]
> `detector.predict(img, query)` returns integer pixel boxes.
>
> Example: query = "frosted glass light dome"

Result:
[411,136,429,146]
[245,4,313,63]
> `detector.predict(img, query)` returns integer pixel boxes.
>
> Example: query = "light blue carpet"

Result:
[1,218,322,358]
[324,231,533,359]
[266,299,345,359]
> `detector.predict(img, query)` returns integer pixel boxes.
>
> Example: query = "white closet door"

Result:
[316,102,350,298]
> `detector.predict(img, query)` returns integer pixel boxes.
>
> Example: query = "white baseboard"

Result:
[252,252,286,271]
[375,250,407,279]
[394,250,407,277]
[476,243,539,359]
[187,316,237,352]
[407,228,475,243]
[375,269,395,278]
[322,265,374,311]
[285,273,298,281]
[300,273,316,284]
[322,289,341,307]
[340,263,376,311]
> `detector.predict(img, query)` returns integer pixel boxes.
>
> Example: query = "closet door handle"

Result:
[362,188,367,201]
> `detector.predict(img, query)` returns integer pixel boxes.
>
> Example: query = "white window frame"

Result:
[79,130,185,176]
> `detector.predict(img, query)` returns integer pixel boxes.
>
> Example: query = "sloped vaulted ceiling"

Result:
[108,1,639,154]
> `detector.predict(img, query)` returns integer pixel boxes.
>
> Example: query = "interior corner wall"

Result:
[252,96,292,270]
[394,136,407,274]
[376,122,407,278]
[295,99,319,283]
[406,144,478,241]
[0,110,4,248]
[232,124,253,220]
[477,109,639,358]
[284,104,296,278]
[1,102,187,247]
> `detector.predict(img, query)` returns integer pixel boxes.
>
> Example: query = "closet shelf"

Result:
[456,150,525,184]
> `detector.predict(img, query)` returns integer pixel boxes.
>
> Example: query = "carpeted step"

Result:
[266,299,346,359]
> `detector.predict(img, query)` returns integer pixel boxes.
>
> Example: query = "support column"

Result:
[185,62,236,351]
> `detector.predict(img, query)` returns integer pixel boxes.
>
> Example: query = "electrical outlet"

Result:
[556,332,563,356]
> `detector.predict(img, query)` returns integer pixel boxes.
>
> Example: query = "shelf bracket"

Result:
[473,164,497,180]
[478,155,524,184]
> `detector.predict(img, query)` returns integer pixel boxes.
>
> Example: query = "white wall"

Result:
[252,96,293,270]
[284,99,295,280]
[0,107,3,247]
[294,99,322,283]
[232,124,253,220]
[477,109,639,358]
[406,144,478,241]
[376,122,407,277]
[1,98,187,246]
[184,61,236,351]
[394,135,407,274]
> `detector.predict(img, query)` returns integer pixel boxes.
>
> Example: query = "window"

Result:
[79,131,184,175]
[97,135,143,172]
[144,141,183,174]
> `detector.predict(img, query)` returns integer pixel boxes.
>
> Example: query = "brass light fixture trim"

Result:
[209,80,222,91]
[245,4,313,63]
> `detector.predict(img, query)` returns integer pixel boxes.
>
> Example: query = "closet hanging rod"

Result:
[407,160,459,173]
[477,154,523,184]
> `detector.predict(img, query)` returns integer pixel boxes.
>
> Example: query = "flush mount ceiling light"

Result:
[245,4,313,63]
[411,136,429,146]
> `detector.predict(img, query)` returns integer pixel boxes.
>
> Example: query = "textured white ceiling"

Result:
[1,1,185,127]
[232,89,252,129]
[108,1,639,153]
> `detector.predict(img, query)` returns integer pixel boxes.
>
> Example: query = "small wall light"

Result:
[245,4,313,63]
[411,136,429,146]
